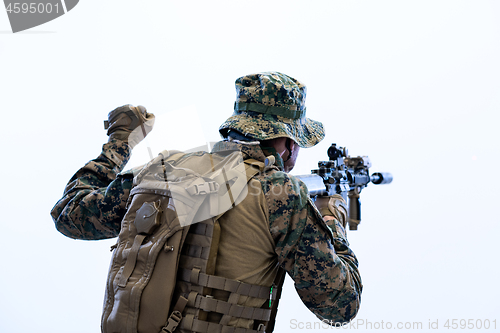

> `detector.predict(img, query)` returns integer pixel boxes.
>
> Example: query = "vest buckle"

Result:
[161,310,182,333]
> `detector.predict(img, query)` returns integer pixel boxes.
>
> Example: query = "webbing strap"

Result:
[180,316,265,333]
[191,294,271,321]
[221,168,236,209]
[117,234,146,287]
[206,220,221,276]
[185,233,212,248]
[219,293,240,326]
[183,244,210,260]
[265,267,286,333]
[190,221,213,235]
[243,159,265,172]
[161,296,189,333]
[178,268,273,299]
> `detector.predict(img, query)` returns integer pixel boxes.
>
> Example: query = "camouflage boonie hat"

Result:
[219,71,325,148]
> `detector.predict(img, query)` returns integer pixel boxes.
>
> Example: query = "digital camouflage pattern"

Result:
[51,138,362,323]
[219,72,325,148]
[235,72,307,111]
[51,139,134,239]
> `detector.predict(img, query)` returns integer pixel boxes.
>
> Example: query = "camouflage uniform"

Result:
[51,72,362,326]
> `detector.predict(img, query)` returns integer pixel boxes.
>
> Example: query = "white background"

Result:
[1,1,499,332]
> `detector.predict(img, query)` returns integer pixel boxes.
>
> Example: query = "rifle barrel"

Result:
[370,172,393,185]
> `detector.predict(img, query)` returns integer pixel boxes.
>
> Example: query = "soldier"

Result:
[51,71,362,332]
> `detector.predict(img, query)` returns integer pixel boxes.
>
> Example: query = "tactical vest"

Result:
[101,148,285,333]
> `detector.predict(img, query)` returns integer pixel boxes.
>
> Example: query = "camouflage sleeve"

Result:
[263,171,362,324]
[50,139,134,240]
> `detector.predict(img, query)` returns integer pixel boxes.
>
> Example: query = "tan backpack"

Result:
[101,148,284,333]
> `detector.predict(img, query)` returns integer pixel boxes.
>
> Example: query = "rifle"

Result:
[295,143,392,230]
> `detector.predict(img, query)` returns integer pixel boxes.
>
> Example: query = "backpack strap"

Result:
[161,295,189,333]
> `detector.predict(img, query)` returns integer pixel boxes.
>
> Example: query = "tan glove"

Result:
[314,194,348,228]
[105,104,155,148]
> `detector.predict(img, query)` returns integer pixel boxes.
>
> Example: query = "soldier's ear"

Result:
[287,138,299,153]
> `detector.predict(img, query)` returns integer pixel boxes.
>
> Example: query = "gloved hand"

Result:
[105,104,155,148]
[314,194,348,229]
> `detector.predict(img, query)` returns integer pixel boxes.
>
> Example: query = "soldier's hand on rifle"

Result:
[105,104,155,148]
[315,195,348,229]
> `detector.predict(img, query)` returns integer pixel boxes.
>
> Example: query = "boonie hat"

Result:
[219,71,325,148]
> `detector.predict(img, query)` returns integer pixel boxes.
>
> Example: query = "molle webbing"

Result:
[180,318,266,333]
[183,292,272,321]
[177,269,273,300]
